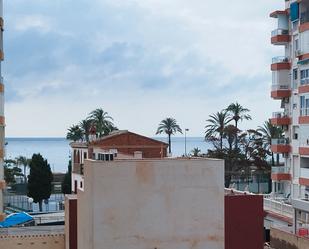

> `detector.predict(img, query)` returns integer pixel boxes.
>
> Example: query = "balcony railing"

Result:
[301,78,309,86]
[272,166,289,174]
[264,197,293,218]
[272,112,288,118]
[272,138,289,145]
[300,168,309,179]
[300,108,309,116]
[271,84,289,91]
[271,29,289,37]
[272,56,290,64]
[300,11,309,24]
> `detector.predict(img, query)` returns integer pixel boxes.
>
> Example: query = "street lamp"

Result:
[184,128,189,156]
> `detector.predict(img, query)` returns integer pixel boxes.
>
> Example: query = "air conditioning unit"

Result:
[296,50,303,57]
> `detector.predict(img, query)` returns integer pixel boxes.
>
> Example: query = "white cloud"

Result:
[13,15,52,33]
[4,0,284,137]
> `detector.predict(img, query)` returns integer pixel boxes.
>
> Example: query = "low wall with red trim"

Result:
[270,227,309,249]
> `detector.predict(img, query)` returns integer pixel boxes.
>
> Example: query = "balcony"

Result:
[299,108,309,124]
[271,138,291,153]
[299,78,309,93]
[271,56,291,71]
[300,11,309,32]
[270,112,291,126]
[264,196,293,219]
[271,29,290,45]
[271,166,291,181]
[271,85,291,99]
[292,198,309,213]
[299,168,309,186]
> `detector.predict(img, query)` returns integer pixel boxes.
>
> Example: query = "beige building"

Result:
[77,158,225,249]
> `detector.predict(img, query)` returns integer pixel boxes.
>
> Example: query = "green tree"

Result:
[205,111,230,150]
[15,156,30,183]
[4,159,22,185]
[79,119,93,142]
[156,118,183,154]
[66,125,83,142]
[191,147,201,157]
[257,121,283,166]
[226,102,251,149]
[27,154,53,212]
[88,108,115,137]
[62,160,72,194]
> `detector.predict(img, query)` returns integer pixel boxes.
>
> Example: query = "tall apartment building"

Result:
[0,0,5,221]
[270,0,309,231]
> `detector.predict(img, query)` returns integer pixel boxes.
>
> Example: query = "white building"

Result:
[269,0,309,232]
[0,0,5,221]
[77,158,225,249]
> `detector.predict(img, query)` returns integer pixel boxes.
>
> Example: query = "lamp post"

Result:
[184,128,189,156]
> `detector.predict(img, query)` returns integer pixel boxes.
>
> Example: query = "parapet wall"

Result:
[271,227,309,249]
[0,232,65,249]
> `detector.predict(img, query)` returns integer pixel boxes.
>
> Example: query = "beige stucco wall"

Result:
[78,158,225,249]
[0,234,65,249]
[271,227,309,249]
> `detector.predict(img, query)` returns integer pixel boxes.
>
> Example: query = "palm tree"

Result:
[16,156,30,183]
[191,147,201,157]
[226,102,251,149]
[257,121,283,166]
[88,108,115,137]
[156,118,183,154]
[79,119,93,142]
[223,125,239,152]
[205,111,230,150]
[66,125,83,142]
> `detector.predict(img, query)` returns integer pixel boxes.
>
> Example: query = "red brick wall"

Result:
[91,132,168,158]
[225,195,265,249]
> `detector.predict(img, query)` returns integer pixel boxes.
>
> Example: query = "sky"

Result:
[4,0,285,137]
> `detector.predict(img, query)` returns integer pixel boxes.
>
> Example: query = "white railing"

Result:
[272,112,288,118]
[272,138,289,145]
[271,84,289,91]
[271,29,289,37]
[301,168,309,179]
[272,166,289,174]
[301,78,309,86]
[272,56,289,64]
[263,197,293,218]
[300,108,309,117]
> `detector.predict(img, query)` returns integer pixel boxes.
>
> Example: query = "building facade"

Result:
[77,158,225,249]
[0,0,5,222]
[270,0,309,232]
[70,130,168,193]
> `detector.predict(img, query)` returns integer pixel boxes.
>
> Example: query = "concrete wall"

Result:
[0,234,65,249]
[271,227,309,249]
[78,158,224,249]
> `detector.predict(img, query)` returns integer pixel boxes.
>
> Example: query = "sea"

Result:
[5,137,212,173]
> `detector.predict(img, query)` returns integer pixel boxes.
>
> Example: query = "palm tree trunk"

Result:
[276,153,280,166]
[235,120,238,150]
[220,132,223,150]
[271,152,275,166]
[39,200,43,212]
[168,134,171,154]
[24,165,27,183]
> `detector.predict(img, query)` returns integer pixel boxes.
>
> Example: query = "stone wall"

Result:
[0,233,65,249]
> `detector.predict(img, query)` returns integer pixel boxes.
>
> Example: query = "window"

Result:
[293,69,298,80]
[84,152,87,159]
[300,95,309,116]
